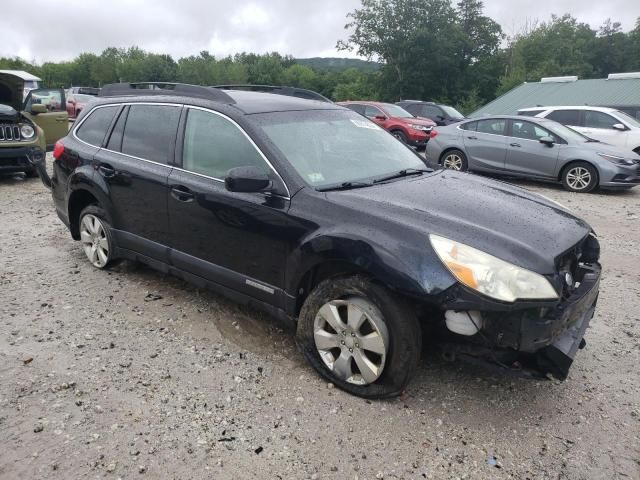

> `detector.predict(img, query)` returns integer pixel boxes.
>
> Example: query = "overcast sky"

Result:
[1,0,638,63]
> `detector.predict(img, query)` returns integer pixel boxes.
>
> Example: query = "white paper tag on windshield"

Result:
[350,119,380,130]
[308,172,325,183]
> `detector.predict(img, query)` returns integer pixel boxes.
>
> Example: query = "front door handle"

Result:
[510,142,521,147]
[55,117,67,122]
[171,185,195,203]
[467,136,477,140]
[98,164,116,178]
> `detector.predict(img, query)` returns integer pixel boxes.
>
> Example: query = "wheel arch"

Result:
[67,188,100,240]
[557,159,599,182]
[438,147,465,165]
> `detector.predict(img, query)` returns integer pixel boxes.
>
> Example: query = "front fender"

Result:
[286,226,456,301]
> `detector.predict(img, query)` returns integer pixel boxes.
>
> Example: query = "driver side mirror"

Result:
[374,115,387,121]
[31,104,47,114]
[539,135,555,146]
[225,166,271,193]
[612,123,626,131]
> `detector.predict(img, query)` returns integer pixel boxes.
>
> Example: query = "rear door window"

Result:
[476,119,506,135]
[76,106,118,146]
[344,104,365,115]
[547,109,581,126]
[121,104,181,163]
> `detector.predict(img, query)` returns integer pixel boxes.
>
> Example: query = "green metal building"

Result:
[471,72,640,119]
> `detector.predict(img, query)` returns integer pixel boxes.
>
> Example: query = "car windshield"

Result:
[615,110,640,128]
[441,105,464,119]
[380,104,414,118]
[253,109,427,188]
[544,121,591,143]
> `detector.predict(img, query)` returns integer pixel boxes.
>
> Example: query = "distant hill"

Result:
[296,57,381,72]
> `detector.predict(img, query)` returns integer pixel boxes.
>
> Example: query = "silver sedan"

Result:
[425,115,640,192]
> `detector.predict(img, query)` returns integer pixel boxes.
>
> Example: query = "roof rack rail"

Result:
[99,82,235,104]
[213,84,332,103]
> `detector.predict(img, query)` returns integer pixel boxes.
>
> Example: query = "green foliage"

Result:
[0,6,638,109]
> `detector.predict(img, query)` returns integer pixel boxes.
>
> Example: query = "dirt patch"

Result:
[1,163,639,479]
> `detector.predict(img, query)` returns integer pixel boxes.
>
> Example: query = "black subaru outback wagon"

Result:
[36,82,601,399]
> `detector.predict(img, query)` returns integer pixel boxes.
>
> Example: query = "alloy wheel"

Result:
[443,153,463,170]
[566,167,592,191]
[80,214,110,268]
[313,297,389,385]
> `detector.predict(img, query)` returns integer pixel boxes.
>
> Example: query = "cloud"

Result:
[0,0,637,63]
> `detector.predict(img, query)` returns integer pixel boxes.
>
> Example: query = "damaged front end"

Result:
[437,234,601,380]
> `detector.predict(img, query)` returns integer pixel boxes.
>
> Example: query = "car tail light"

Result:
[430,130,438,138]
[53,141,65,159]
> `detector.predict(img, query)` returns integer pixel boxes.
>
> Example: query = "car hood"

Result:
[331,170,591,274]
[0,73,24,111]
[412,116,437,127]
[398,116,436,127]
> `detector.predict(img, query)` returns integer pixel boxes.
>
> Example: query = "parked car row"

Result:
[338,100,437,148]
[25,82,603,400]
[426,115,640,192]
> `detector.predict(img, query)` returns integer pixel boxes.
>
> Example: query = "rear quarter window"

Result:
[76,106,119,146]
[518,109,544,117]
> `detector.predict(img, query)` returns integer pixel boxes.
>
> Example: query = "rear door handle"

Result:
[510,142,521,147]
[467,136,477,140]
[55,117,67,122]
[171,185,195,203]
[98,164,116,178]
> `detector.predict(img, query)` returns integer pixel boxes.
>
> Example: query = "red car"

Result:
[338,100,436,149]
[66,93,94,120]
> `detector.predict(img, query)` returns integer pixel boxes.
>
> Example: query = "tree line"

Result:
[1,0,639,114]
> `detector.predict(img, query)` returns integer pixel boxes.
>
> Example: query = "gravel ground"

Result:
[1,157,639,480]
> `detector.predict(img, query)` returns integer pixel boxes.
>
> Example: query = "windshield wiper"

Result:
[317,181,373,192]
[372,168,429,184]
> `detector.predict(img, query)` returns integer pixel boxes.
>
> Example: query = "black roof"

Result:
[97,82,341,115]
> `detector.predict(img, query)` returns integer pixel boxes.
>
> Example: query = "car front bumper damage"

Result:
[437,261,601,380]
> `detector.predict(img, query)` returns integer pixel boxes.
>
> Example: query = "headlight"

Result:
[597,152,634,166]
[20,124,35,139]
[429,234,558,302]
[408,124,430,131]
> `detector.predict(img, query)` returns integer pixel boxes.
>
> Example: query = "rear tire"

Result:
[441,149,468,171]
[296,275,421,399]
[78,205,118,269]
[561,162,598,193]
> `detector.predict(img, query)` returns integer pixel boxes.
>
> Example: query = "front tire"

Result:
[79,205,117,269]
[441,149,468,171]
[296,275,421,399]
[391,130,408,144]
[561,162,598,193]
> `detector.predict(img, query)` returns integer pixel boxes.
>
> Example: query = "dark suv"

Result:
[396,100,466,126]
[36,82,601,399]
